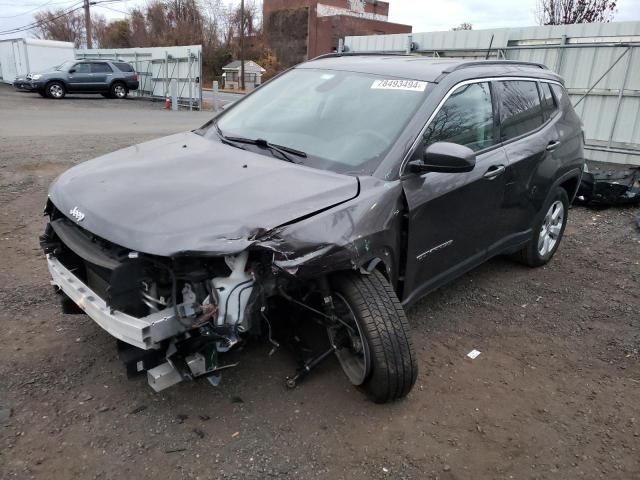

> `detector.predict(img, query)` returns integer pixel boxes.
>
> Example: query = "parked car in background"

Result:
[41,55,584,403]
[13,60,139,99]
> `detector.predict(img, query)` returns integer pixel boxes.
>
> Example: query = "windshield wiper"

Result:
[229,137,306,164]
[214,123,247,151]
[214,123,306,164]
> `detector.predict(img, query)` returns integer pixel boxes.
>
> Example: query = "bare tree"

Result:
[95,19,131,48]
[33,8,85,47]
[452,22,472,31]
[536,0,616,25]
[129,8,150,47]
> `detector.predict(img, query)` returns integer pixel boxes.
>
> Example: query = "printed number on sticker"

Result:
[371,79,427,92]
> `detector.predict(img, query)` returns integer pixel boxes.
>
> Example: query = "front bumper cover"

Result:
[13,79,40,91]
[47,254,184,350]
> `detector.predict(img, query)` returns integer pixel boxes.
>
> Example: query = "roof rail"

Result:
[442,60,547,73]
[311,52,416,61]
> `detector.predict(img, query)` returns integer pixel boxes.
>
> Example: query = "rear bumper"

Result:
[126,80,139,90]
[47,254,184,350]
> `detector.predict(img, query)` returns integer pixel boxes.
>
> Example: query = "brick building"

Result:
[263,0,411,67]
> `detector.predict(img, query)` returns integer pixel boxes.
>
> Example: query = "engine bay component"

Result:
[212,252,254,332]
[576,166,640,207]
[147,362,184,392]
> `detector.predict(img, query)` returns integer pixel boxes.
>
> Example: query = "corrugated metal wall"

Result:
[75,45,203,109]
[344,22,640,165]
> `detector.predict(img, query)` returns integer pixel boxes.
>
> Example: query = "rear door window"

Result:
[539,82,558,120]
[495,80,544,141]
[91,63,113,73]
[421,81,497,152]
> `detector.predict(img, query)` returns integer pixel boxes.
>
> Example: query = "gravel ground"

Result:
[0,84,639,480]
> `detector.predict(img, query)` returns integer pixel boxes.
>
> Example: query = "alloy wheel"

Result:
[538,200,564,257]
[114,85,126,98]
[49,84,63,98]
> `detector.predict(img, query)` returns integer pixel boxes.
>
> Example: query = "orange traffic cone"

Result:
[165,96,171,110]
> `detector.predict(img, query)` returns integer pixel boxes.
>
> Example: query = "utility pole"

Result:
[240,0,245,91]
[84,0,92,49]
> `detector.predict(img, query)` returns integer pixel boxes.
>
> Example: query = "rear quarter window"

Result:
[539,82,558,120]
[495,80,544,141]
[113,62,134,72]
[91,63,113,73]
[550,84,569,107]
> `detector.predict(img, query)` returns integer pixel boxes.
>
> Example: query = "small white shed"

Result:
[222,60,266,91]
[0,38,74,84]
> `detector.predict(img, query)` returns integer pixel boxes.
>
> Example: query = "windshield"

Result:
[55,61,75,71]
[207,68,430,175]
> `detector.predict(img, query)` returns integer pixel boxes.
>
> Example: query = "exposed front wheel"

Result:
[513,187,569,267]
[46,81,65,99]
[330,271,417,403]
[110,82,128,99]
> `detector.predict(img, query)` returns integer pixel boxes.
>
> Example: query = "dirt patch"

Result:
[1,85,639,480]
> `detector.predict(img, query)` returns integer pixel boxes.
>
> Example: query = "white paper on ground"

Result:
[467,349,481,359]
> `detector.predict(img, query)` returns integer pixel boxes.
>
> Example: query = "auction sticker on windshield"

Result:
[371,79,427,92]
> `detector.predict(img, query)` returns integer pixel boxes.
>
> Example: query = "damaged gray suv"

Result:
[41,55,584,403]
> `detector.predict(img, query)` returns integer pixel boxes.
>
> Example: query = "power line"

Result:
[94,4,128,15]
[0,2,84,35]
[0,0,53,19]
[0,0,128,37]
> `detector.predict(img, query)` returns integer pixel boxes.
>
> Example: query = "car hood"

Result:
[30,68,60,76]
[48,132,359,256]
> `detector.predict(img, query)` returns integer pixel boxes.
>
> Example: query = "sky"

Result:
[1,0,640,38]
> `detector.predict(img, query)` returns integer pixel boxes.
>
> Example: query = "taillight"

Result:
[133,73,138,81]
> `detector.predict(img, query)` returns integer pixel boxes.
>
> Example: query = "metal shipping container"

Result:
[0,38,74,84]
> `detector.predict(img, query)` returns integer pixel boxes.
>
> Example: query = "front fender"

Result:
[256,177,405,288]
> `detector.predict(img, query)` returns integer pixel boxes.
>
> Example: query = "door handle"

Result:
[483,164,506,180]
[546,140,561,151]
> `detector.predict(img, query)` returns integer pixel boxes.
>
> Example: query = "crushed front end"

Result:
[40,203,287,392]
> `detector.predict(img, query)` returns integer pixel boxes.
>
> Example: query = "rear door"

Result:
[402,81,510,303]
[67,62,93,91]
[494,79,560,233]
[90,62,113,91]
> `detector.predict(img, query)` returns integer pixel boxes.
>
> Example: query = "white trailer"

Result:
[0,38,74,84]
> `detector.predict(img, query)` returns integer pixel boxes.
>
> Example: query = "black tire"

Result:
[45,81,66,99]
[331,270,417,403]
[109,82,128,99]
[512,187,569,267]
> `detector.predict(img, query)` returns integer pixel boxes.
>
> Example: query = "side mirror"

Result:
[408,142,476,174]
[69,69,76,74]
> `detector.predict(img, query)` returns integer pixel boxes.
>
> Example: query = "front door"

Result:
[67,62,92,92]
[401,81,510,304]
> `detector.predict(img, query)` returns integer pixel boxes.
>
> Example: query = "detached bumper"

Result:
[47,255,184,350]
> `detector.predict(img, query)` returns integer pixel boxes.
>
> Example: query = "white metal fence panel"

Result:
[344,21,640,165]
[75,45,203,110]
